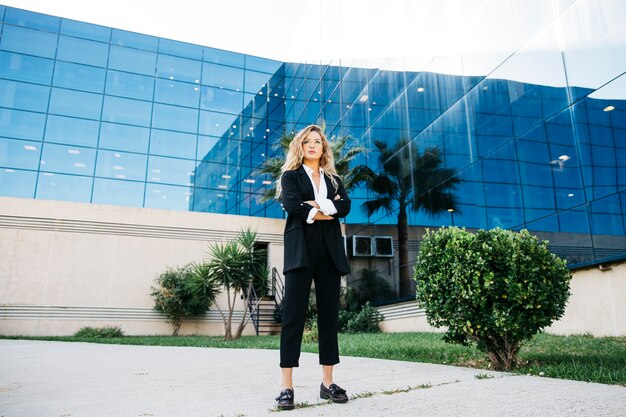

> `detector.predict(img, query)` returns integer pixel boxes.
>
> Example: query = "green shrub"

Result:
[339,302,384,333]
[74,325,124,338]
[302,319,318,343]
[151,263,220,336]
[414,227,572,370]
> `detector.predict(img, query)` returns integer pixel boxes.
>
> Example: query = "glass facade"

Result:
[0,3,625,267]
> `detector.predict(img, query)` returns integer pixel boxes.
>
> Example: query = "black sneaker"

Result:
[275,388,295,410]
[320,383,348,403]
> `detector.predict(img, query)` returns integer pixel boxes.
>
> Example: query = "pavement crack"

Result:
[268,379,463,412]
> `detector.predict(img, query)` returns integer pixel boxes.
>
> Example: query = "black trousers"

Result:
[279,234,341,368]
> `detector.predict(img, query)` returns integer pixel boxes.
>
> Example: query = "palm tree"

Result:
[257,126,369,202]
[362,139,461,298]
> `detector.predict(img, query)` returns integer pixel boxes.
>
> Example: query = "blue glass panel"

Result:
[45,115,99,147]
[203,47,244,67]
[111,29,158,51]
[521,185,555,209]
[245,70,273,93]
[192,187,230,213]
[202,62,244,90]
[525,211,559,232]
[151,104,198,133]
[154,78,199,108]
[199,111,241,139]
[156,54,202,83]
[57,35,109,67]
[245,55,282,74]
[60,19,111,42]
[200,86,242,114]
[486,206,523,229]
[158,38,203,60]
[4,7,60,32]
[49,88,103,120]
[99,122,150,153]
[0,137,41,170]
[196,135,220,161]
[193,160,238,189]
[0,51,53,85]
[53,61,106,93]
[0,25,57,58]
[555,188,585,210]
[36,171,92,202]
[109,45,156,75]
[0,6,7,21]
[102,96,152,126]
[40,143,96,175]
[105,70,154,101]
[589,194,624,235]
[150,129,197,159]
[147,156,196,186]
[95,149,147,181]
[0,108,46,140]
[558,208,590,234]
[0,79,49,112]
[0,168,36,198]
[145,182,192,211]
[484,183,522,208]
[92,178,144,207]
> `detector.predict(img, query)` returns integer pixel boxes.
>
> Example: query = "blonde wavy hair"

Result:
[276,124,339,198]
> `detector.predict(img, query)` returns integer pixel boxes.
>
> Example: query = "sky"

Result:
[2,0,501,67]
[3,0,625,92]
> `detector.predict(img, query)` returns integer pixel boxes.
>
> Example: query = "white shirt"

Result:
[302,164,338,224]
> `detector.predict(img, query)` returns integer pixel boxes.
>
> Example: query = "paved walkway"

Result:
[1,339,625,417]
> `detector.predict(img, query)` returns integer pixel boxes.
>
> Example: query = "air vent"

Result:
[373,236,394,257]
[352,235,373,257]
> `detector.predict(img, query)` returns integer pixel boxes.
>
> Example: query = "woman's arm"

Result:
[280,170,315,221]
[331,176,351,218]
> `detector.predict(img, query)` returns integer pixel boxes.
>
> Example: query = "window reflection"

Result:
[0,168,37,198]
[96,149,147,181]
[145,182,193,211]
[40,143,96,175]
[92,178,145,207]
[36,171,92,203]
[45,115,99,147]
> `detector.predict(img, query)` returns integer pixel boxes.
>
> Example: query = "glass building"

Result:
[0,3,625,268]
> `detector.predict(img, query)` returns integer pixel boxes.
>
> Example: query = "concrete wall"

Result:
[377,260,626,337]
[1,196,623,337]
[0,197,286,337]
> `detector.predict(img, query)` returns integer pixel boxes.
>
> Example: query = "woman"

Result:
[274,125,351,410]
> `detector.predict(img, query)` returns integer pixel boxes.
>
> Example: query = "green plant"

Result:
[74,325,124,338]
[361,141,461,297]
[414,227,572,371]
[205,228,266,340]
[302,319,318,343]
[353,269,395,305]
[151,263,220,336]
[339,302,384,333]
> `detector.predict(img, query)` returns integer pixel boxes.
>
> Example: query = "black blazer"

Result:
[280,165,351,275]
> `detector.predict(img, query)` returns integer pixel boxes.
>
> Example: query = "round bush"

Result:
[413,227,572,370]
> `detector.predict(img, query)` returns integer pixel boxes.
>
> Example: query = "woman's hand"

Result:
[312,211,333,221]
[305,200,320,209]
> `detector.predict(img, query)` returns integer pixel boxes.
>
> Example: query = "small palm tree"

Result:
[362,139,461,297]
[202,229,266,340]
[257,125,369,202]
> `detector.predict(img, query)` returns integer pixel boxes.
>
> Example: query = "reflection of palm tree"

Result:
[362,139,461,297]
[257,129,369,202]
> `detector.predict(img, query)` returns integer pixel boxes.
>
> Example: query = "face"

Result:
[301,130,324,163]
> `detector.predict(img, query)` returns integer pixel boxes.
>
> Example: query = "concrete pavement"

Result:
[1,339,625,417]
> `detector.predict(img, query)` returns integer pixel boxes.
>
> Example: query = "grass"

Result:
[2,332,624,385]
